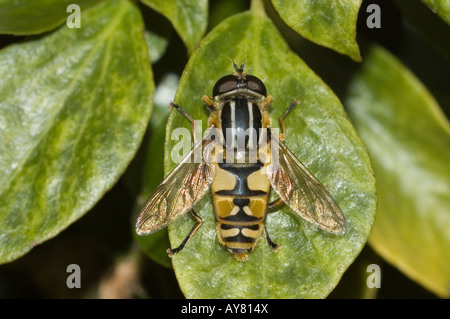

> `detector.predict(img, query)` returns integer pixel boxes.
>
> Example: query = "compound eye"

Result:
[246,75,267,96]
[212,75,238,96]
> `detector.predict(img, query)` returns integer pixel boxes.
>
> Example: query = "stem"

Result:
[250,0,266,16]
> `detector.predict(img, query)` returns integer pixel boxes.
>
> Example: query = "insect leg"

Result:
[278,100,300,140]
[166,210,203,257]
[264,224,280,252]
[263,95,273,110]
[265,198,283,251]
[202,95,216,112]
[169,102,197,142]
[267,197,285,213]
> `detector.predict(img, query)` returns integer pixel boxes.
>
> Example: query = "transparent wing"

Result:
[136,138,216,235]
[268,132,346,235]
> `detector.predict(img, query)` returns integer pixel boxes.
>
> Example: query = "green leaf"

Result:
[162,8,376,298]
[422,0,450,25]
[0,0,153,264]
[141,0,208,54]
[271,0,362,61]
[0,0,100,35]
[346,45,450,297]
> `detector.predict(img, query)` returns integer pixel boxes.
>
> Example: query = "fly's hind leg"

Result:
[264,197,285,252]
[278,100,300,141]
[264,224,280,252]
[166,210,202,257]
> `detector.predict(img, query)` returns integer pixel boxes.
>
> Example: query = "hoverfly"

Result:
[136,62,346,261]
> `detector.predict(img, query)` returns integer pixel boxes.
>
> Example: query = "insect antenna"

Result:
[228,57,246,74]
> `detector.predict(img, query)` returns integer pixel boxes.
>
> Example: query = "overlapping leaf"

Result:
[422,0,450,25]
[0,0,100,34]
[0,0,153,263]
[346,45,450,297]
[271,0,362,61]
[141,0,208,54]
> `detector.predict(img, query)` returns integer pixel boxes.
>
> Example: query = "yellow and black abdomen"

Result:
[211,161,271,260]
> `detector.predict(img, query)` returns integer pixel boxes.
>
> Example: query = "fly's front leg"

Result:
[202,95,215,112]
[169,101,199,144]
[167,210,203,257]
[278,100,300,141]
[263,95,273,110]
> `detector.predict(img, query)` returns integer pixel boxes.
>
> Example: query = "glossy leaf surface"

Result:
[0,0,100,35]
[271,0,362,61]
[0,0,153,263]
